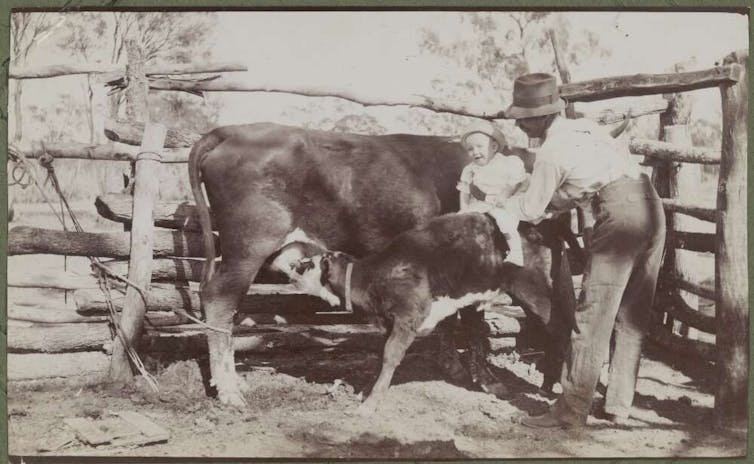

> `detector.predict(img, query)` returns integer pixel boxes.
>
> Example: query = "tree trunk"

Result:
[13,79,23,142]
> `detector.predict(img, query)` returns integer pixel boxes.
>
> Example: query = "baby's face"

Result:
[463,133,496,166]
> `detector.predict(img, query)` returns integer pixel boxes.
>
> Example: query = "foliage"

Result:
[10,13,64,142]
[331,114,387,135]
[10,12,219,203]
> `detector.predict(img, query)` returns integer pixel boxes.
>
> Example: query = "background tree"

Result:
[415,12,613,142]
[57,12,109,143]
[10,13,62,142]
[104,12,217,118]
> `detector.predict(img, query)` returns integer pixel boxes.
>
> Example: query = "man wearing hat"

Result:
[500,73,666,427]
[458,120,527,266]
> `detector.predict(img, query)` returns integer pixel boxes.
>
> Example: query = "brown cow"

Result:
[188,123,575,407]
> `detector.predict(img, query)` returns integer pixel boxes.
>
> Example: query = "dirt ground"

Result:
[7,202,746,460]
[7,342,747,460]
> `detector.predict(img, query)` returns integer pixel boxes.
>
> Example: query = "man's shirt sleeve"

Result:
[503,156,562,222]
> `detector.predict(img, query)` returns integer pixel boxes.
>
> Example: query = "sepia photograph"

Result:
[4,6,750,460]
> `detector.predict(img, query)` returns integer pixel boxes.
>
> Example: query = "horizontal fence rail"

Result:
[560,64,742,102]
[9,62,248,80]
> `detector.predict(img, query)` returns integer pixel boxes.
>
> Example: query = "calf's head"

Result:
[318,251,357,307]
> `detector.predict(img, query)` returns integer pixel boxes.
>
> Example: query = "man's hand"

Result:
[469,183,486,201]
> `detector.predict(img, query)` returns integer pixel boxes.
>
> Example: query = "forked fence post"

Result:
[110,40,167,382]
[714,50,748,429]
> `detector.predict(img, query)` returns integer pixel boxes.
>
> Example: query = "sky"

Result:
[12,10,750,138]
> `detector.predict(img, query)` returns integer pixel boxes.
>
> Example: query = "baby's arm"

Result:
[459,191,471,211]
[457,165,473,211]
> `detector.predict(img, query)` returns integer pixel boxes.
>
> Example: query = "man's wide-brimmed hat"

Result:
[504,73,566,119]
[460,120,506,150]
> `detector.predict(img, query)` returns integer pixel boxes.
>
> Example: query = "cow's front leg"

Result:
[358,323,416,415]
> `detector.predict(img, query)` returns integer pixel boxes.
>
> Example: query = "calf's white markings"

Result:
[418,290,499,333]
[267,229,341,307]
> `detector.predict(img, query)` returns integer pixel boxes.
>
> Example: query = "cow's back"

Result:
[198,123,468,256]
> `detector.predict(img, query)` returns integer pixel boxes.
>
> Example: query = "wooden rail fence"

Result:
[7,47,748,427]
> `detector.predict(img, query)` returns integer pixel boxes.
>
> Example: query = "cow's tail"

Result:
[188,131,223,291]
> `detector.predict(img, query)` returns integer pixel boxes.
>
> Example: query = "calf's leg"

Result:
[359,322,417,415]
[459,306,509,397]
[435,316,469,383]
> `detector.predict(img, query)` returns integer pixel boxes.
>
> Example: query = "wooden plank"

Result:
[665,291,715,334]
[670,231,716,253]
[20,142,188,163]
[10,61,247,79]
[8,306,108,324]
[74,285,342,316]
[666,272,716,301]
[95,193,210,231]
[629,138,721,164]
[560,64,741,102]
[714,52,749,427]
[8,322,112,353]
[115,411,170,442]
[64,418,111,446]
[648,325,715,361]
[105,120,203,148]
[8,226,217,258]
[100,258,205,282]
[8,269,95,290]
[662,199,716,223]
[583,99,669,125]
[8,352,110,381]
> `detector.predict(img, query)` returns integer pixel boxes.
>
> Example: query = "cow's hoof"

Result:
[480,381,509,398]
[356,400,378,416]
[217,390,247,409]
[235,373,251,393]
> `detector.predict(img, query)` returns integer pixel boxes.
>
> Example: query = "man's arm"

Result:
[501,159,562,223]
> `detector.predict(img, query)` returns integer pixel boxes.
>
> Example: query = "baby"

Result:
[457,122,527,266]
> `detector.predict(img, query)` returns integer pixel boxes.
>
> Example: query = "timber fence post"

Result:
[109,40,167,382]
[714,50,748,429]
[661,62,706,341]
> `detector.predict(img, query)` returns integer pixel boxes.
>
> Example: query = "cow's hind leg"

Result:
[203,263,255,407]
[358,322,416,415]
[203,199,292,408]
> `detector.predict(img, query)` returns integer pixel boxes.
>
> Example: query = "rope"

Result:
[11,146,232,334]
[135,151,162,162]
[9,146,160,391]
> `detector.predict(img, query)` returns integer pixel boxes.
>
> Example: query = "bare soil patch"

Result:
[7,344,746,459]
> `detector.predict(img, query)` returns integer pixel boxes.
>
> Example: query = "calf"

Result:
[316,211,555,414]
